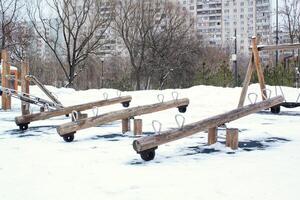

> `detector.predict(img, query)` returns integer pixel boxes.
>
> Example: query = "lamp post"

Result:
[232,29,238,86]
[276,0,279,69]
[100,57,104,88]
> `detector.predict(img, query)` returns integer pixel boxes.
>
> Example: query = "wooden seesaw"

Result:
[57,98,189,142]
[15,95,132,131]
[132,96,284,161]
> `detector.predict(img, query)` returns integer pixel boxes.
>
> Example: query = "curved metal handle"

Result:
[71,110,79,121]
[92,106,99,117]
[262,88,272,99]
[152,120,162,135]
[248,93,258,104]
[175,114,185,129]
[103,92,108,100]
[157,94,164,103]
[172,91,179,100]
[116,90,122,97]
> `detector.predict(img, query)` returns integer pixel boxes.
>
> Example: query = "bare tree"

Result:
[10,21,35,62]
[114,0,196,90]
[145,2,196,89]
[280,0,300,43]
[114,0,150,90]
[0,0,23,53]
[28,0,114,87]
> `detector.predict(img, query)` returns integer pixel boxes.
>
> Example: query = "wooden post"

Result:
[133,96,284,153]
[122,118,130,133]
[57,98,189,136]
[238,54,254,108]
[251,37,267,100]
[207,127,217,145]
[134,119,142,136]
[21,60,30,115]
[1,49,11,110]
[226,128,239,150]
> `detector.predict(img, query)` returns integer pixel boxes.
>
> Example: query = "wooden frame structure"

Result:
[238,37,300,110]
[57,98,189,142]
[133,96,284,161]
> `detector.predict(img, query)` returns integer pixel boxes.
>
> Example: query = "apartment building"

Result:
[177,0,272,57]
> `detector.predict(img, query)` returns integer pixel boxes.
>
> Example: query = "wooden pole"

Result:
[57,98,189,136]
[238,54,254,108]
[25,75,63,107]
[134,119,142,136]
[226,128,239,150]
[133,96,284,153]
[15,96,132,126]
[1,49,11,110]
[21,60,30,115]
[252,37,267,100]
[207,127,217,145]
[122,118,130,133]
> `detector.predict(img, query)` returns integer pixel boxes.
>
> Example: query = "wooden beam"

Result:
[1,49,11,110]
[238,54,254,108]
[252,37,267,101]
[21,60,30,115]
[250,43,300,52]
[57,98,189,136]
[15,96,132,126]
[133,96,284,153]
[25,75,63,107]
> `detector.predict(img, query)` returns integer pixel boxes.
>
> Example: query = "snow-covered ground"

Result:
[1,84,300,200]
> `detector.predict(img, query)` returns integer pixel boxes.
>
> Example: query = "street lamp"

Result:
[100,57,104,88]
[232,29,238,86]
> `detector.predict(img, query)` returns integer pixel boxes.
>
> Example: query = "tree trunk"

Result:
[135,69,141,90]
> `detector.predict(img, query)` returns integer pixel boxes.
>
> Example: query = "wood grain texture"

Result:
[21,60,30,115]
[57,98,189,136]
[15,96,132,125]
[133,96,284,153]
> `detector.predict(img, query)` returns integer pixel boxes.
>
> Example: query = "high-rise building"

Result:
[177,0,273,57]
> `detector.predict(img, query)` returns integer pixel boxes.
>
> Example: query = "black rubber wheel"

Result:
[178,105,187,113]
[0,90,2,96]
[19,123,29,131]
[65,114,69,117]
[63,134,75,142]
[122,101,130,108]
[271,106,280,114]
[140,149,156,161]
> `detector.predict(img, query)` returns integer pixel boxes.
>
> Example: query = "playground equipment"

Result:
[238,37,300,114]
[133,96,284,161]
[15,95,132,130]
[57,98,189,142]
[25,75,63,108]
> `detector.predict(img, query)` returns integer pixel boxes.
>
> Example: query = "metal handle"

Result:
[175,114,185,129]
[92,106,99,117]
[71,110,79,121]
[116,90,122,97]
[262,88,272,99]
[172,91,179,100]
[157,94,164,103]
[152,120,162,134]
[103,92,108,100]
[248,93,258,104]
